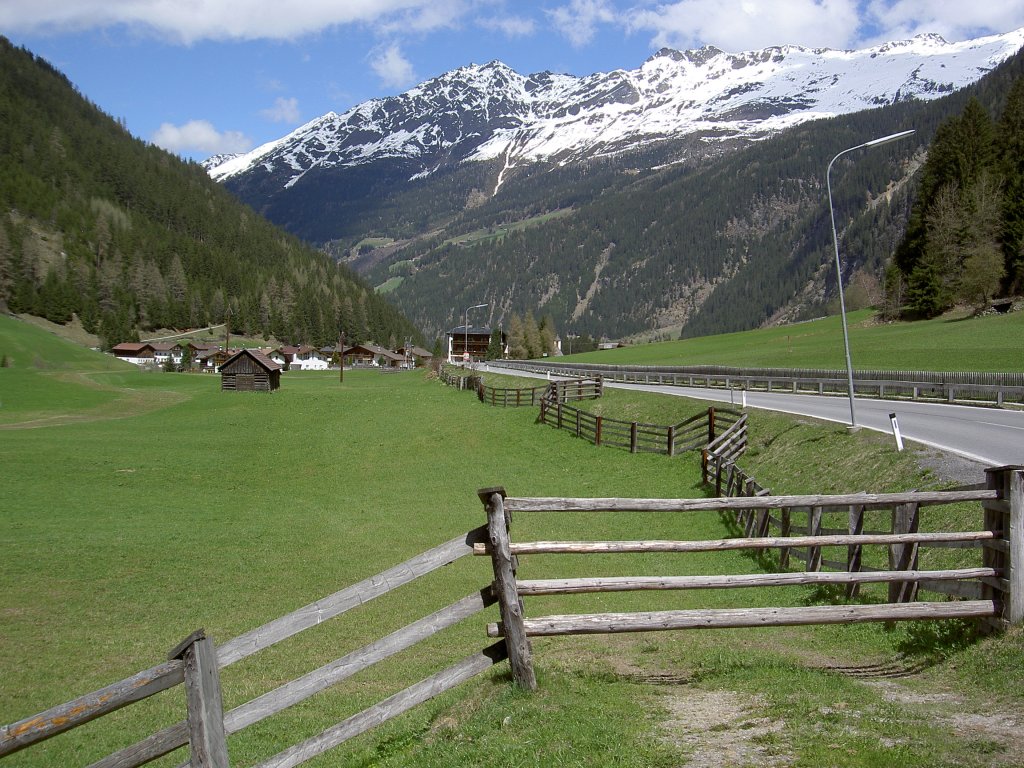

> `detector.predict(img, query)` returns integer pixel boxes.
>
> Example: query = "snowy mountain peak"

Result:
[205,27,1024,186]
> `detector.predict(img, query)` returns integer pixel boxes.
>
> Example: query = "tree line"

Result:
[887,79,1024,317]
[0,37,421,350]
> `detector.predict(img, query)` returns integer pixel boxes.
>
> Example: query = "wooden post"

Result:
[707,406,716,445]
[169,630,229,768]
[630,422,638,453]
[807,507,823,572]
[479,488,537,691]
[595,415,603,447]
[984,466,1024,629]
[576,409,581,438]
[846,505,865,599]
[779,508,792,569]
[888,502,920,603]
[667,425,676,457]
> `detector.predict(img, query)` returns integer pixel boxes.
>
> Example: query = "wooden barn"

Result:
[219,349,282,392]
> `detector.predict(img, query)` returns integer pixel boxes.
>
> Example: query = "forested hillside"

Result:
[889,78,1024,316]
[0,37,420,349]
[338,49,1024,341]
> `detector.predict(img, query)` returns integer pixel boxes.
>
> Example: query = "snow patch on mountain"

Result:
[205,28,1024,187]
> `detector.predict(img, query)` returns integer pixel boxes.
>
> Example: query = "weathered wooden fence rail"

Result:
[539,390,744,460]
[499,360,1024,406]
[475,470,1022,663]
[0,529,505,768]
[473,375,602,407]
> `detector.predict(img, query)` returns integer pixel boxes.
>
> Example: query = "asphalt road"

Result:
[486,363,1024,468]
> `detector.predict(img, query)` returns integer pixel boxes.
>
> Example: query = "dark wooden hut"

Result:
[219,348,282,392]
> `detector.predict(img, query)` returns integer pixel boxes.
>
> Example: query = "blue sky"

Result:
[3,1,1024,161]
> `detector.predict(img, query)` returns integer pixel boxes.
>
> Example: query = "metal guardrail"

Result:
[499,361,1024,406]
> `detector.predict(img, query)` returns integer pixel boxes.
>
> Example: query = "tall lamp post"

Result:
[827,129,915,430]
[464,303,487,366]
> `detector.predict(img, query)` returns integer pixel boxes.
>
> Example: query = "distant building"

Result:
[111,342,155,366]
[446,326,505,363]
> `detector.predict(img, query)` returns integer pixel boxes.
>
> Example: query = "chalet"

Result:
[272,345,329,371]
[219,348,282,392]
[344,343,405,368]
[150,343,184,367]
[111,342,155,366]
[197,348,234,371]
[185,342,219,368]
[446,326,504,364]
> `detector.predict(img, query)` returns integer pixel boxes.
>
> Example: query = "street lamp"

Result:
[827,129,915,430]
[464,303,487,366]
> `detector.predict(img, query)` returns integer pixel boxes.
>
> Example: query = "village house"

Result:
[110,342,156,366]
[270,345,329,371]
[150,343,184,367]
[446,326,504,364]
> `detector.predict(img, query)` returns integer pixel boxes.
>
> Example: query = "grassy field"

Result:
[567,309,1024,372]
[2,315,1023,767]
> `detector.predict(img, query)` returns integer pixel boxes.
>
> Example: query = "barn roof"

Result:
[219,348,282,373]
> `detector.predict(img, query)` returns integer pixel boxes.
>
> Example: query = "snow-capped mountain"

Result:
[206,28,1024,186]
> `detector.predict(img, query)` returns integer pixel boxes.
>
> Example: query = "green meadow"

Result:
[2,314,1022,767]
[572,309,1024,372]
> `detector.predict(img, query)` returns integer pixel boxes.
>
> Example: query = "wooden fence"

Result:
[499,360,1024,406]
[539,390,744,459]
[476,469,1022,676]
[0,529,506,768]
[472,374,603,408]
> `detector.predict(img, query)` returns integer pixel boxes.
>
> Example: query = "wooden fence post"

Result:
[807,507,823,572]
[846,505,865,599]
[779,508,792,569]
[595,416,603,447]
[168,630,229,768]
[630,422,638,453]
[983,466,1024,630]
[888,502,920,603]
[707,406,716,445]
[479,488,537,691]
[667,425,676,457]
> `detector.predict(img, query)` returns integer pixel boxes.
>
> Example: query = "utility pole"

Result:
[339,330,345,383]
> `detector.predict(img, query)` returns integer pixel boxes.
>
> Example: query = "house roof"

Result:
[219,348,283,373]
[448,325,493,336]
[111,343,154,354]
[150,342,183,352]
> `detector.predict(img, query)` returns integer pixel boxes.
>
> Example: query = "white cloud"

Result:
[862,0,1024,46]
[548,0,618,48]
[477,14,536,37]
[369,43,417,89]
[624,0,860,53]
[0,0,473,43]
[261,96,300,123]
[151,120,253,155]
[549,1,1024,54]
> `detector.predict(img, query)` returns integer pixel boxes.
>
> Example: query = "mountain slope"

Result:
[204,29,1024,342]
[210,30,1024,190]
[0,37,420,348]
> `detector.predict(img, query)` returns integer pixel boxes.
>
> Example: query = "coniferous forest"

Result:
[0,37,421,350]
[299,47,1024,342]
[888,81,1024,317]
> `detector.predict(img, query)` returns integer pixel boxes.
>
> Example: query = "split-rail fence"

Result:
[5,469,1021,767]
[0,529,506,768]
[477,467,1023,687]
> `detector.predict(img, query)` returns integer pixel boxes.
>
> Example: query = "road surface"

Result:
[486,364,1024,468]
